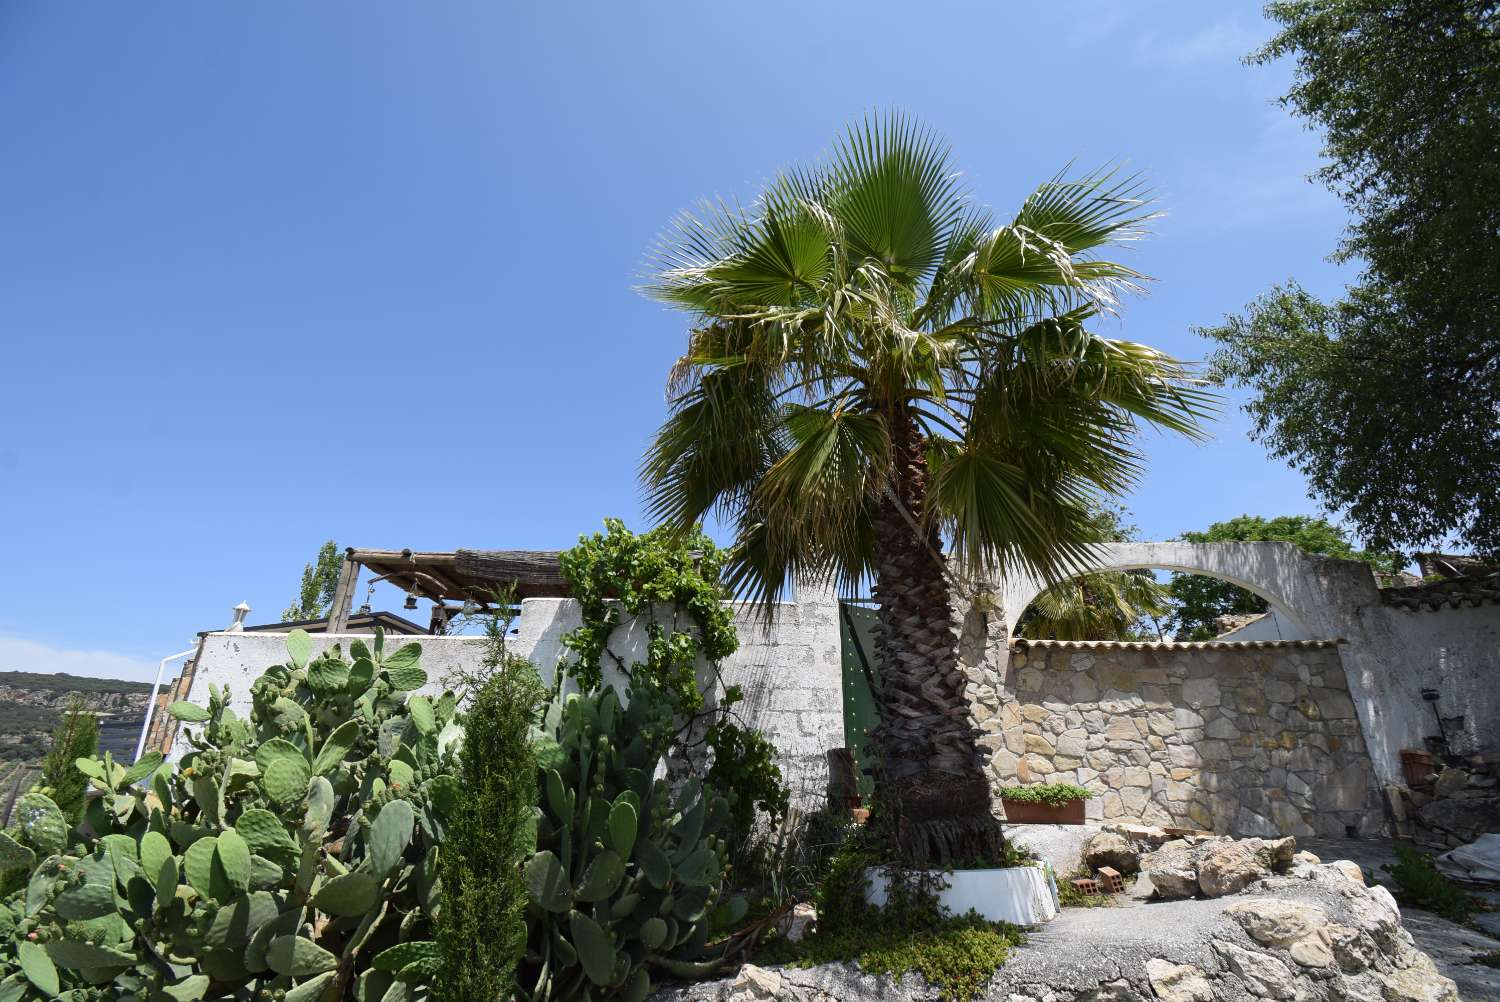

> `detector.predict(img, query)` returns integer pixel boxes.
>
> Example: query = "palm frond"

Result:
[825,111,967,287]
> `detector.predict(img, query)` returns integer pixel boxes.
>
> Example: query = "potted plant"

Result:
[1000,782,1092,825]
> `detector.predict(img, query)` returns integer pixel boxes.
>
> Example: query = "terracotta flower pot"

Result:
[1400,748,1437,790]
[1001,798,1086,825]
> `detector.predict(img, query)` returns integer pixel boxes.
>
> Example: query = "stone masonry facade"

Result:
[966,639,1385,838]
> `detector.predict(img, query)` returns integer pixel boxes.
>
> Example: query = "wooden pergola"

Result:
[328,547,570,633]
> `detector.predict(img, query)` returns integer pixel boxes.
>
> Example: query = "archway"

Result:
[995,540,1363,640]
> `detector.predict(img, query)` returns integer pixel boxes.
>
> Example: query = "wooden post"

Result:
[327,554,359,633]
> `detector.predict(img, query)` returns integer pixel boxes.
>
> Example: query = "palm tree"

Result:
[641,115,1212,864]
[1015,570,1172,641]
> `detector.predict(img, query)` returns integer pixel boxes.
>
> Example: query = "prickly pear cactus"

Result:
[0,627,459,1001]
[522,684,746,1002]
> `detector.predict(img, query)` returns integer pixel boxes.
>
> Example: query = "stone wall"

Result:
[973,639,1384,838]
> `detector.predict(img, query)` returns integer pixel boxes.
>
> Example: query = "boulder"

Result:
[1197,841,1269,897]
[1081,831,1140,876]
[1140,839,1202,900]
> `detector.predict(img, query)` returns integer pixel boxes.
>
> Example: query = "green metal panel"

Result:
[838,602,880,796]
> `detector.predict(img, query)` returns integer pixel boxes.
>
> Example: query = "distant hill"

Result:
[0,671,154,764]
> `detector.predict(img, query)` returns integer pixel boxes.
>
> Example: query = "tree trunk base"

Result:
[889,812,1008,868]
[875,767,1007,867]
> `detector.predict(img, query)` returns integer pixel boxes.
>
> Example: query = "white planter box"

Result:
[866,864,1059,925]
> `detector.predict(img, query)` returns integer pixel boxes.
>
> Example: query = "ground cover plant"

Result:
[0,628,453,1000]
[759,837,1025,1001]
[642,112,1213,865]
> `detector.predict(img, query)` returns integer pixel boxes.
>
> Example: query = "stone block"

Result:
[1056,732,1087,758]
[1182,677,1221,708]
[1205,717,1240,740]
[1018,703,1049,724]
[1174,707,1205,731]
[1310,687,1356,719]
[1199,740,1231,762]
[1024,734,1056,756]
[1023,754,1054,775]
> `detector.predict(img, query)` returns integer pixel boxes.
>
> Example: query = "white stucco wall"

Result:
[1381,603,1500,757]
[1218,610,1308,642]
[172,584,846,806]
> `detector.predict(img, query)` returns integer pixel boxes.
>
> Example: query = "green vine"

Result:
[558,519,788,840]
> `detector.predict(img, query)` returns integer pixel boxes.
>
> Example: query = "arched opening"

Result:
[998,541,1342,642]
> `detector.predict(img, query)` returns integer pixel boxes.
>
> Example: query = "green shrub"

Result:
[35,700,98,826]
[436,616,546,1001]
[1383,842,1475,922]
[997,783,1092,808]
[0,627,455,1000]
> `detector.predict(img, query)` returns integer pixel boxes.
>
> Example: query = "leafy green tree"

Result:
[436,615,544,1001]
[281,539,341,622]
[1168,514,1402,639]
[1205,2,1500,554]
[1015,506,1171,641]
[35,700,97,826]
[641,115,1212,863]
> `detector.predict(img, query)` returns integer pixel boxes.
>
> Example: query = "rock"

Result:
[1141,839,1202,899]
[1324,921,1379,972]
[1081,832,1140,876]
[1432,767,1469,798]
[1292,850,1321,865]
[1288,937,1334,968]
[1197,841,1269,897]
[1075,980,1142,1001]
[1144,959,1213,1002]
[1224,897,1329,947]
[726,964,782,1001]
[777,902,816,943]
[1372,952,1459,1002]
[1128,870,1157,901]
[1327,859,1364,885]
[1213,940,1297,1000]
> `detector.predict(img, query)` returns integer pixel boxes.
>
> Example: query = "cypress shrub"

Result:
[38,699,98,826]
[436,621,544,1000]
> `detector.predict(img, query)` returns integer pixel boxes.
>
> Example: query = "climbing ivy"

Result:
[557,520,787,840]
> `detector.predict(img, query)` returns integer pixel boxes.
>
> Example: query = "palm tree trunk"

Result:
[868,405,1005,866]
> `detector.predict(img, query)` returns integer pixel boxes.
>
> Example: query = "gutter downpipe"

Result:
[135,646,197,762]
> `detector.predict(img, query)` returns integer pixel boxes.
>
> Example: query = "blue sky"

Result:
[0,1,1352,681]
